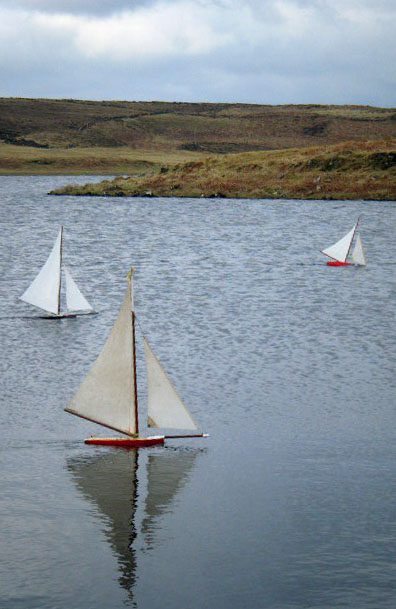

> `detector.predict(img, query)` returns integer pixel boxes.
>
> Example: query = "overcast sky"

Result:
[0,0,395,105]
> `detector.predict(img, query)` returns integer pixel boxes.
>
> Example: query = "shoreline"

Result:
[48,140,396,202]
[48,191,395,202]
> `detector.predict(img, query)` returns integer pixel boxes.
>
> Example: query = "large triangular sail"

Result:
[65,283,137,436]
[321,220,359,262]
[351,232,366,266]
[20,227,62,314]
[143,337,199,431]
[64,266,94,313]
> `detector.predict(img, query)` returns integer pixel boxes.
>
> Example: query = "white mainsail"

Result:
[351,232,366,266]
[144,337,199,431]
[20,227,62,314]
[321,220,358,262]
[65,283,137,436]
[64,266,93,313]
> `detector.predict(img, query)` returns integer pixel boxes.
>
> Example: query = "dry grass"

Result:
[51,139,396,201]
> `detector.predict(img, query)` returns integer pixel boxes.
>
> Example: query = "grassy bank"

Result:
[50,139,396,201]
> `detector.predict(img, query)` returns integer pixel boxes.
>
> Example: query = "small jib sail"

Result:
[65,269,206,448]
[350,232,366,266]
[320,218,366,266]
[20,227,94,317]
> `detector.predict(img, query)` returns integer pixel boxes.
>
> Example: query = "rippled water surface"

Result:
[1,176,395,609]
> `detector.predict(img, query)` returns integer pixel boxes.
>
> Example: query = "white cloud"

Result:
[0,0,395,104]
[1,3,233,63]
[71,3,232,59]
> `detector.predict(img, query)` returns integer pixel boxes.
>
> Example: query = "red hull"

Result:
[85,436,165,448]
[326,260,350,266]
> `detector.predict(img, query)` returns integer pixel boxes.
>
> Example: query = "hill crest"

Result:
[1,98,396,152]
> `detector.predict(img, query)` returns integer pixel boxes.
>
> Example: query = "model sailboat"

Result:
[320,218,366,266]
[20,226,95,317]
[65,269,206,447]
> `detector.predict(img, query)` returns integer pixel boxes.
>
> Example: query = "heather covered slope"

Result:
[51,140,396,201]
[1,98,396,154]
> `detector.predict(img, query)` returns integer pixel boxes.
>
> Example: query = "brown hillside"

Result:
[1,98,396,153]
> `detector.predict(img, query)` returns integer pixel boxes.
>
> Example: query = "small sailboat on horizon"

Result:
[65,268,207,448]
[20,226,95,318]
[320,217,366,266]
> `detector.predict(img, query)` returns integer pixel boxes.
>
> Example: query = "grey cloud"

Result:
[0,0,395,106]
[0,0,153,15]
[1,34,394,107]
[3,0,396,19]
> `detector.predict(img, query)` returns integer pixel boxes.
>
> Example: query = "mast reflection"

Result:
[67,447,201,604]
[67,450,139,602]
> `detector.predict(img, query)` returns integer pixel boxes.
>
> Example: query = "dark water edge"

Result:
[0,176,395,609]
[48,189,396,202]
[50,193,396,201]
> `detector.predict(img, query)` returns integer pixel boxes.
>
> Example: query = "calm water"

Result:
[0,176,395,609]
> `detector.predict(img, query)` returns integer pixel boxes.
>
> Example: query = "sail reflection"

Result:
[67,450,139,599]
[142,449,199,549]
[67,448,200,603]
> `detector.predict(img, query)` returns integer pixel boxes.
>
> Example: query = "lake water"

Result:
[0,175,395,609]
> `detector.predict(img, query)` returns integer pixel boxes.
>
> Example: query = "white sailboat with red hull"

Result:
[20,226,95,317]
[65,269,207,448]
[320,218,366,266]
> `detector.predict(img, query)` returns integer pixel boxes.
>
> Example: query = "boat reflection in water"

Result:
[67,448,200,601]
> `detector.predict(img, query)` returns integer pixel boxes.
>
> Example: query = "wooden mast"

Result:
[345,216,359,262]
[57,225,63,315]
[131,310,139,437]
[129,269,139,437]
